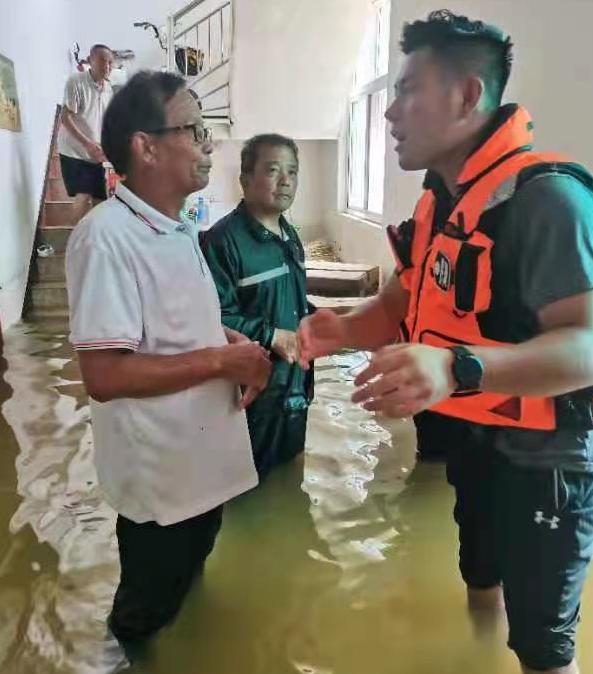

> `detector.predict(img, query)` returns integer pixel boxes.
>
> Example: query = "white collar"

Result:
[87,69,110,90]
[115,183,183,235]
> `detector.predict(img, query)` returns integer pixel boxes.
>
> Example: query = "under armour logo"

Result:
[534,511,560,529]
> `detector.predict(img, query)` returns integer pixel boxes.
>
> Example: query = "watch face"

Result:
[455,352,483,390]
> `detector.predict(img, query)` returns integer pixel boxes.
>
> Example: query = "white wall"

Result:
[203,139,329,241]
[325,0,593,276]
[0,1,73,329]
[64,0,176,73]
[231,0,369,139]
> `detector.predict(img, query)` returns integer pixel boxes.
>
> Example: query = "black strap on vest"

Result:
[516,161,593,193]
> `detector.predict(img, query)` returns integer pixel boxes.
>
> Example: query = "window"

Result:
[347,0,390,221]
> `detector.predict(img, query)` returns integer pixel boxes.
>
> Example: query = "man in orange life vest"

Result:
[298,10,593,674]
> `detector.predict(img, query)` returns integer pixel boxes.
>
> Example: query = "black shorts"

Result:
[446,435,593,670]
[59,154,106,200]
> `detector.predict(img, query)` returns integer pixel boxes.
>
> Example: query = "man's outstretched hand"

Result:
[297,309,347,368]
[351,343,456,417]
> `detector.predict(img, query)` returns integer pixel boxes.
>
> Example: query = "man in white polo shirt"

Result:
[58,44,114,225]
[65,71,271,654]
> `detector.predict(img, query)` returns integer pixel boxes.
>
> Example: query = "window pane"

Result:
[368,89,387,215]
[376,1,391,78]
[353,18,376,90]
[348,98,368,211]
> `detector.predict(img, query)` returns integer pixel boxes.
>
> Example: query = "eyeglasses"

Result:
[146,124,213,145]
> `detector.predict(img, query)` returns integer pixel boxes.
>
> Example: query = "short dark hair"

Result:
[90,44,112,56]
[241,134,299,175]
[401,9,513,108]
[102,71,187,175]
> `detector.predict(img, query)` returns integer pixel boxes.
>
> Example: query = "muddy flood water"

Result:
[2,320,593,674]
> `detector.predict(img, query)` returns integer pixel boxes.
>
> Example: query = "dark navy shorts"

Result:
[59,154,106,200]
[446,437,593,670]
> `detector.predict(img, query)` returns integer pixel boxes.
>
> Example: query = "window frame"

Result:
[346,75,388,224]
[345,0,390,224]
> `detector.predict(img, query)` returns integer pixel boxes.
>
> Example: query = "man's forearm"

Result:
[61,110,93,149]
[79,347,226,403]
[474,327,593,397]
[342,277,408,351]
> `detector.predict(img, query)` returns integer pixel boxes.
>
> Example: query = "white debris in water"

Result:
[293,661,334,674]
[31,562,41,572]
[307,549,340,566]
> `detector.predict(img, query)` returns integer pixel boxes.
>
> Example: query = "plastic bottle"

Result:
[196,196,210,229]
[180,194,196,225]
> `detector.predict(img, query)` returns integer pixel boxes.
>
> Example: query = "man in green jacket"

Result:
[202,134,312,479]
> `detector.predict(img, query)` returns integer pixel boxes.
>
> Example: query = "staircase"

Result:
[25,107,73,321]
[30,227,71,321]
[167,0,233,124]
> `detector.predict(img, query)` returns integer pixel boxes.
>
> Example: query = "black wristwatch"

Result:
[448,346,484,392]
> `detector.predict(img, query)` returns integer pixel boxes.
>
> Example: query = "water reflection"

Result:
[0,322,125,674]
[304,352,416,603]
[4,322,592,673]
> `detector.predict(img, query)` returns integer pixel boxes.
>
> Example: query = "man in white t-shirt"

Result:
[65,71,271,655]
[58,44,114,225]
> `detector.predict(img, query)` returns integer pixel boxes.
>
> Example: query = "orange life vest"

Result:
[390,105,590,431]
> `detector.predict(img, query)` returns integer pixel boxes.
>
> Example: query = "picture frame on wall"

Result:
[0,53,22,132]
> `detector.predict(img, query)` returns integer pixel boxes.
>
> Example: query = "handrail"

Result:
[173,0,208,22]
[199,82,228,100]
[185,59,230,90]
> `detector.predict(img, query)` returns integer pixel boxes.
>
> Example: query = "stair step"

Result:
[48,155,62,180]
[46,177,71,202]
[38,226,74,253]
[37,254,65,282]
[31,281,68,310]
[308,294,373,315]
[43,201,74,228]
[26,307,70,322]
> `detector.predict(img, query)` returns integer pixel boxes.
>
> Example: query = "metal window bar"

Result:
[174,3,231,40]
[174,3,230,78]
[207,15,211,71]
[363,94,371,212]
[169,0,233,122]
[220,8,224,61]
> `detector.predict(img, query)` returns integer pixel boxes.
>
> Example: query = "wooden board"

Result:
[307,294,372,315]
[305,260,377,273]
[306,270,380,297]
[305,260,381,297]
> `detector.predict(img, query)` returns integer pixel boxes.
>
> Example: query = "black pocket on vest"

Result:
[454,244,485,312]
[388,219,415,269]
